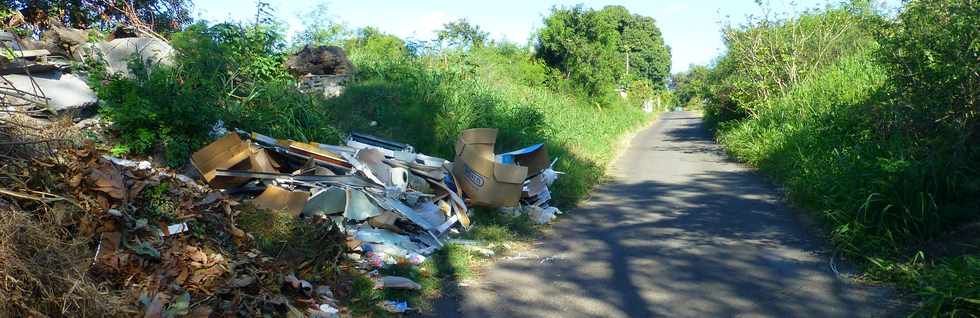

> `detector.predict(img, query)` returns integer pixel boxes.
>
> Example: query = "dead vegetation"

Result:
[0,110,357,316]
[0,203,131,317]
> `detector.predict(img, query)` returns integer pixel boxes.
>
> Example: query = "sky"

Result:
[194,0,898,73]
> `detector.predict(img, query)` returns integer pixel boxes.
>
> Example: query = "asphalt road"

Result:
[436,111,904,317]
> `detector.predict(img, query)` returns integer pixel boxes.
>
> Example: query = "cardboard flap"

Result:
[252,185,310,217]
[455,128,497,155]
[493,163,528,184]
[191,133,250,181]
[512,145,550,176]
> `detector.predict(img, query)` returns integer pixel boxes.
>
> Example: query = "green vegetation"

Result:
[673,1,978,315]
[536,5,671,96]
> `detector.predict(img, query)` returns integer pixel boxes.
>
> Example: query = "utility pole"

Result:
[625,50,630,78]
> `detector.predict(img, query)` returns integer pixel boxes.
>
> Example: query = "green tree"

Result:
[670,64,711,105]
[294,2,350,47]
[346,26,408,61]
[535,5,671,97]
[436,18,489,49]
[0,0,191,32]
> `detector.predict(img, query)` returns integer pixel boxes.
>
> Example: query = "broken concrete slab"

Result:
[1,71,98,112]
[77,37,174,77]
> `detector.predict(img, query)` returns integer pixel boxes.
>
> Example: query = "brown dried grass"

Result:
[0,203,133,317]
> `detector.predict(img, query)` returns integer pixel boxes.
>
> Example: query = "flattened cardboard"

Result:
[252,185,310,217]
[428,175,470,228]
[498,143,550,177]
[191,134,251,187]
[283,140,352,169]
[451,128,527,207]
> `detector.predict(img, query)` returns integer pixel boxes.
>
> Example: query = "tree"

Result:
[535,5,671,96]
[437,18,489,49]
[346,26,408,61]
[670,64,711,105]
[294,2,349,47]
[0,0,191,32]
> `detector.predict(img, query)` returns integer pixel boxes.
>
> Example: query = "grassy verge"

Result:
[712,49,979,315]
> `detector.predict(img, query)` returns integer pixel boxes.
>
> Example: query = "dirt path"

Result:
[433,111,906,317]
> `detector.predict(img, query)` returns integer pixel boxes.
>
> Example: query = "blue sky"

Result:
[194,1,897,73]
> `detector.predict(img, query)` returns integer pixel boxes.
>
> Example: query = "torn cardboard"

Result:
[497,143,550,177]
[452,128,527,207]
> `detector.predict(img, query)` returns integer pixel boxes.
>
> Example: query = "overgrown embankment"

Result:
[672,1,978,315]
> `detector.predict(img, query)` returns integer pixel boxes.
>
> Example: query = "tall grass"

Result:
[700,1,979,315]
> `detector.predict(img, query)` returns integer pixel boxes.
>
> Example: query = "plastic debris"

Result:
[381,300,410,313]
[377,276,422,290]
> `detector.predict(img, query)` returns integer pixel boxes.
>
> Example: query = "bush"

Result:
[96,60,222,166]
[705,5,878,121]
[875,0,980,157]
[97,22,338,165]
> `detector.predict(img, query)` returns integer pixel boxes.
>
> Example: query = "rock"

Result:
[1,71,98,112]
[285,45,354,76]
[109,25,139,40]
[77,37,174,77]
[38,19,90,57]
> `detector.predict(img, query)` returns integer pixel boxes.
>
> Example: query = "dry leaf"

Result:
[87,165,127,200]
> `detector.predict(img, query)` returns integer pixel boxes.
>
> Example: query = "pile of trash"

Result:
[192,127,562,264]
[0,23,562,316]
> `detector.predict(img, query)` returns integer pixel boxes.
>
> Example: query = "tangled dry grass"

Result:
[0,99,132,316]
[0,204,131,317]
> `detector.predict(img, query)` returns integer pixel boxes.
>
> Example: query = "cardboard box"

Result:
[452,128,527,207]
[191,133,279,189]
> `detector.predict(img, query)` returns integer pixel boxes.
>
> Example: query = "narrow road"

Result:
[445,112,902,317]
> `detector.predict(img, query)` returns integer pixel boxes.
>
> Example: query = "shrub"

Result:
[705,5,878,120]
[875,0,980,152]
[96,60,222,165]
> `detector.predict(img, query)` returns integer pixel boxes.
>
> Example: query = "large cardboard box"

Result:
[452,128,527,207]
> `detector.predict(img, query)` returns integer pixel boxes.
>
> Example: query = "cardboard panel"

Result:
[452,128,527,207]
[252,185,310,217]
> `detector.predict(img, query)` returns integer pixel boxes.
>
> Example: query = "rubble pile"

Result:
[0,126,560,316]
[0,28,174,116]
[286,45,354,77]
[286,45,355,98]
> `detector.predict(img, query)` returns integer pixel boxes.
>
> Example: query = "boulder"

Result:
[285,45,354,76]
[38,21,90,57]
